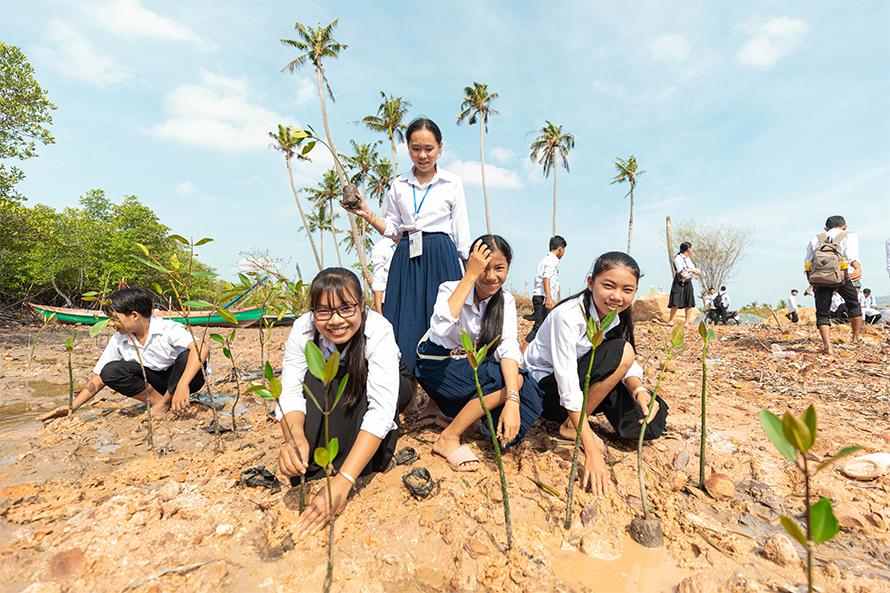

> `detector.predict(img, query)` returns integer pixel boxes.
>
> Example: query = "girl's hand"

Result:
[38,406,69,423]
[278,434,310,477]
[293,475,351,537]
[633,388,659,424]
[581,444,610,496]
[497,400,521,446]
[344,193,372,219]
[465,241,492,280]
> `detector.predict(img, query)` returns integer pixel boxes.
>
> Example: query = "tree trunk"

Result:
[286,157,323,270]
[389,131,398,172]
[50,275,74,307]
[551,165,558,237]
[479,124,492,234]
[314,65,373,287]
[666,215,675,276]
[627,183,634,254]
[330,199,343,267]
[319,225,324,267]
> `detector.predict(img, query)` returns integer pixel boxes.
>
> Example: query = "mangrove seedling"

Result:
[29,311,57,368]
[210,329,243,432]
[629,325,685,547]
[63,333,76,417]
[301,341,349,593]
[248,361,307,513]
[759,405,860,593]
[698,321,715,487]
[460,329,513,550]
[564,307,618,530]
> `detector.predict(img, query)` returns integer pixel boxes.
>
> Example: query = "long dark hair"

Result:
[554,251,640,350]
[406,117,443,144]
[308,268,368,410]
[473,235,512,358]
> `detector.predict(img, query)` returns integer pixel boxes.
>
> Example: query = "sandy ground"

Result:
[0,311,888,593]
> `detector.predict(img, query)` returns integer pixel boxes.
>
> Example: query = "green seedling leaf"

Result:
[590,329,606,349]
[194,237,213,246]
[134,243,150,256]
[698,320,708,341]
[270,376,282,399]
[759,410,797,462]
[477,344,490,362]
[210,333,225,345]
[301,140,316,155]
[816,446,863,473]
[216,308,238,326]
[601,307,619,328]
[64,337,74,351]
[810,497,840,544]
[585,316,597,343]
[670,325,685,348]
[460,330,474,354]
[131,255,170,274]
[222,347,232,360]
[327,437,339,463]
[168,234,189,245]
[323,350,340,384]
[302,384,322,412]
[314,447,330,469]
[529,478,563,500]
[707,329,715,341]
[467,351,478,370]
[184,299,212,309]
[333,374,349,409]
[247,385,274,399]
[291,128,310,139]
[90,318,110,337]
[305,341,325,380]
[190,271,217,278]
[82,291,99,298]
[228,329,236,342]
[782,411,812,453]
[238,272,251,287]
[264,361,275,383]
[802,404,817,446]
[780,515,807,546]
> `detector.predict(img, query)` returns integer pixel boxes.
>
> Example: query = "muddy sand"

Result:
[0,314,888,593]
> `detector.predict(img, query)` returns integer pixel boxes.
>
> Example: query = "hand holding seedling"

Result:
[38,406,70,422]
[465,241,492,280]
[496,399,520,446]
[293,477,350,537]
[279,433,311,476]
[632,387,659,424]
[171,383,191,414]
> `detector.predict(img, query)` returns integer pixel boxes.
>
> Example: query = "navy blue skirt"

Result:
[383,232,463,373]
[415,340,545,449]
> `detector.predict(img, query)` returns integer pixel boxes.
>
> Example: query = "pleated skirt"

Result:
[668,276,695,309]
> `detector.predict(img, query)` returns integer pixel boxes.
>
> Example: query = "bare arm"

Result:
[171,341,209,412]
[38,374,105,422]
[373,291,384,314]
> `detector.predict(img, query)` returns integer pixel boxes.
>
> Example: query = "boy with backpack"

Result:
[804,215,862,354]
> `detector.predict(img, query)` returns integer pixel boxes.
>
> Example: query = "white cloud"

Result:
[446,160,524,189]
[295,78,315,106]
[590,79,676,103]
[488,146,514,164]
[33,21,133,87]
[650,34,691,61]
[174,181,199,195]
[85,0,215,51]
[151,70,292,153]
[736,17,809,70]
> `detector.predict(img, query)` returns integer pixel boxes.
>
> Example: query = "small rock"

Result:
[677,573,724,593]
[704,472,736,500]
[763,533,799,566]
[673,449,690,470]
[671,471,689,491]
[580,531,622,560]
[216,523,235,536]
[833,504,868,531]
[726,574,766,593]
[463,537,489,559]
[628,517,663,548]
[580,503,598,526]
[449,556,478,592]
[156,480,180,502]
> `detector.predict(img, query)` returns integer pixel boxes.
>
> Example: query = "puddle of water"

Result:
[0,381,68,433]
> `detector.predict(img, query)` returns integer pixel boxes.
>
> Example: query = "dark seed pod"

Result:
[341,183,361,209]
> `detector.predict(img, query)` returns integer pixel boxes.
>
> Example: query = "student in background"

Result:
[667,242,701,326]
[859,288,882,324]
[704,287,717,323]
[715,285,731,324]
[786,289,800,323]
[524,236,567,345]
[370,237,398,314]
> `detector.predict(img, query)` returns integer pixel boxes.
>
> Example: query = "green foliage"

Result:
[0,42,57,202]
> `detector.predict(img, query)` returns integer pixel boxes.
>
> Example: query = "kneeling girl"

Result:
[277,268,412,532]
[415,236,544,471]
[524,252,668,495]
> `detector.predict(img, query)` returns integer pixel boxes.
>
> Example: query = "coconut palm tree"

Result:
[362,91,411,170]
[281,19,372,286]
[367,158,394,208]
[305,170,344,267]
[345,140,380,252]
[611,155,646,255]
[529,121,575,236]
[457,82,500,234]
[269,125,323,271]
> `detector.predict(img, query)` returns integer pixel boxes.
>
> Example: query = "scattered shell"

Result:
[215,523,235,536]
[762,533,799,566]
[704,472,736,500]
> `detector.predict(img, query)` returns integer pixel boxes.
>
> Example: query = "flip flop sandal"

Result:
[394,446,419,466]
[444,445,480,472]
[841,453,890,481]
[202,419,234,434]
[240,465,282,493]
[403,467,437,499]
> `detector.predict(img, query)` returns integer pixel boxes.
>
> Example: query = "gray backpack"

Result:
[809,231,846,287]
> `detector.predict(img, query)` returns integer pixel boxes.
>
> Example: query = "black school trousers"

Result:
[525,296,551,342]
[814,279,861,327]
[539,338,668,441]
[99,350,205,397]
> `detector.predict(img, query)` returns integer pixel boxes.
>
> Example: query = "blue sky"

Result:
[4,1,890,306]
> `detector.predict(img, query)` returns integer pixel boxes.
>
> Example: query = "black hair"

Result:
[825,215,846,230]
[863,288,871,294]
[308,267,368,410]
[720,286,726,291]
[103,287,153,318]
[549,235,567,251]
[791,289,798,294]
[678,241,692,254]
[405,118,442,144]
[553,252,640,350]
[472,235,513,358]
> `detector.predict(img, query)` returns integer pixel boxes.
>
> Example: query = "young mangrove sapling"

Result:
[759,405,860,593]
[460,329,513,550]
[210,329,243,432]
[64,333,76,417]
[698,321,715,487]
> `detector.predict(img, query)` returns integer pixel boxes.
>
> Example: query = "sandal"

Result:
[403,467,437,499]
[442,444,480,472]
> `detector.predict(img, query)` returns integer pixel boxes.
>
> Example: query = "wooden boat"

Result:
[28,303,265,327]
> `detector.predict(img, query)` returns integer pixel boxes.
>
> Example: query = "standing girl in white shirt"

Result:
[415,236,544,471]
[667,242,701,326]
[277,268,412,534]
[525,252,668,495]
[349,118,471,373]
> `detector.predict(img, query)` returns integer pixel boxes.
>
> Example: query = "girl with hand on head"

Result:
[277,268,412,535]
[524,252,668,495]
[415,236,544,471]
[346,118,471,375]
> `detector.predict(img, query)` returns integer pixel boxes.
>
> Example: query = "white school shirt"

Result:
[859,293,877,310]
[381,167,472,259]
[532,252,560,298]
[276,310,400,440]
[788,295,799,313]
[830,292,843,312]
[524,294,644,412]
[370,238,397,297]
[718,291,731,309]
[428,281,522,364]
[93,316,195,374]
[704,294,716,310]
[805,228,860,265]
[674,254,695,275]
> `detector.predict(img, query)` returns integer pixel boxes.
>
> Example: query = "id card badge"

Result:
[408,230,423,258]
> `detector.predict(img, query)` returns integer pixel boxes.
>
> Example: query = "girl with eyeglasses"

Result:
[277,268,412,534]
